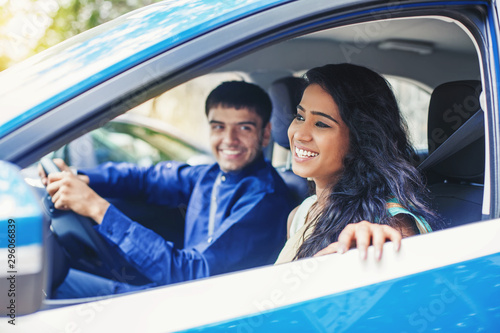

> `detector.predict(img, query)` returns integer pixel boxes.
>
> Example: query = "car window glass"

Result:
[127,72,251,150]
[48,121,212,169]
[92,127,161,167]
[385,75,431,152]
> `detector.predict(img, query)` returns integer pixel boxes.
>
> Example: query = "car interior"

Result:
[423,80,484,227]
[34,12,487,302]
[218,15,485,228]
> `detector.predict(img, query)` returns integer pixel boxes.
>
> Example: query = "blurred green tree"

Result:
[0,0,163,71]
[35,0,163,53]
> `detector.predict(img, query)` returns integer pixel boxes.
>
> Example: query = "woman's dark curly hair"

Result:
[295,63,440,259]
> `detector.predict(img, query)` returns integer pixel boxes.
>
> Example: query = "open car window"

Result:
[32,13,483,290]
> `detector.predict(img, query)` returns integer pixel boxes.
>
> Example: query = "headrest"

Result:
[427,80,484,182]
[269,77,307,149]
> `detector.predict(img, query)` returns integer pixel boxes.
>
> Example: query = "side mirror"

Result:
[0,161,48,321]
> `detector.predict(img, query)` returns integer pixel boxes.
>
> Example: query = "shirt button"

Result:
[166,163,172,168]
[221,175,226,182]
[207,237,213,243]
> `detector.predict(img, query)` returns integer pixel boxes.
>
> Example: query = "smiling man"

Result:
[42,81,294,298]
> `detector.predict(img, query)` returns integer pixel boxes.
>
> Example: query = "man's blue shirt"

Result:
[80,155,294,286]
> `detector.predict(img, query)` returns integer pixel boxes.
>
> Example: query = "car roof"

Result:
[0,0,291,139]
[219,16,479,90]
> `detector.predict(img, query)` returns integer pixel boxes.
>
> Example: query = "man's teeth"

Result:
[295,147,318,158]
[223,150,240,155]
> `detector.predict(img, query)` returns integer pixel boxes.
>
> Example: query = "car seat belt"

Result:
[418,109,484,171]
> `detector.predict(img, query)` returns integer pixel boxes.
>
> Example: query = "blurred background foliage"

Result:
[0,0,220,149]
[0,0,163,71]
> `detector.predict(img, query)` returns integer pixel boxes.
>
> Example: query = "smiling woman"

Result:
[275,63,438,263]
[289,83,350,189]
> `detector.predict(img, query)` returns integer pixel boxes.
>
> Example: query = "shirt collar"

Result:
[215,154,267,184]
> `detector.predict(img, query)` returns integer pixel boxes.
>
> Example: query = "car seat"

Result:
[424,80,484,228]
[268,76,309,205]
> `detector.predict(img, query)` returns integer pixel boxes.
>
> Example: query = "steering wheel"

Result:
[40,157,151,286]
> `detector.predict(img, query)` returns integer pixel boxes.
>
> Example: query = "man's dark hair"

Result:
[205,81,272,126]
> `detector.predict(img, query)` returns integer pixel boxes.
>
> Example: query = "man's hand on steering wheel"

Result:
[38,159,109,224]
[38,158,88,185]
[37,158,151,285]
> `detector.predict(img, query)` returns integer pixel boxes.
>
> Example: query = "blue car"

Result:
[1,0,499,331]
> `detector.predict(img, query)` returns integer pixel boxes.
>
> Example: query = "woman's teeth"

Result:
[295,147,318,158]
